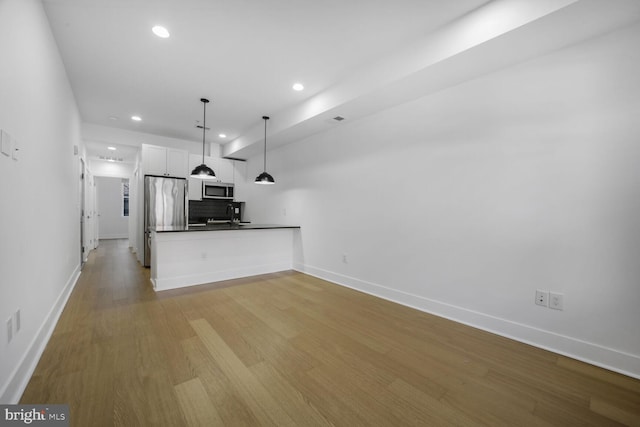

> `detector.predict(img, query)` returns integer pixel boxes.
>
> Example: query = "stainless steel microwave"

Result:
[203,182,234,200]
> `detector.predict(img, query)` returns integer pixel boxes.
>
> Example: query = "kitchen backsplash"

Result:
[189,199,243,222]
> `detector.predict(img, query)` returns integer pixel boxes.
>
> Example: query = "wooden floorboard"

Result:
[20,239,640,426]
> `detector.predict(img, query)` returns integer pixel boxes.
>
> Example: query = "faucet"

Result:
[226,204,236,224]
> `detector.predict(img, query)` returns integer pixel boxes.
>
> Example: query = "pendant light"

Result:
[255,116,275,185]
[190,98,217,180]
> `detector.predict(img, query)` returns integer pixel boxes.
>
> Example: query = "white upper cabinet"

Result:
[233,160,247,183]
[232,160,247,201]
[214,158,234,184]
[166,148,188,177]
[142,144,188,178]
[142,145,166,175]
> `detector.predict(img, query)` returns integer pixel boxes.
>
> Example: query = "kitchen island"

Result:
[149,223,301,291]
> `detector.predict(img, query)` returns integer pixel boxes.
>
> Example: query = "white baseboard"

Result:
[154,262,293,292]
[99,234,128,240]
[295,263,640,380]
[0,265,81,403]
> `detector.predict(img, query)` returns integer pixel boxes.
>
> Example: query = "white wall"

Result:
[0,0,83,402]
[242,21,640,378]
[89,159,134,178]
[96,177,129,240]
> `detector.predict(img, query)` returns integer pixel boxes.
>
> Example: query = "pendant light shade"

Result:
[190,163,216,178]
[190,98,217,180]
[255,171,275,184]
[255,116,275,185]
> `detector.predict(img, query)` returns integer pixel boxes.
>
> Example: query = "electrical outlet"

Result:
[12,138,19,161]
[549,292,564,310]
[535,290,549,307]
[6,317,12,343]
[342,253,348,264]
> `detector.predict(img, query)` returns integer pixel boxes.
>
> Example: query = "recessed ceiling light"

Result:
[218,133,227,138]
[152,25,170,38]
[292,83,304,91]
[107,146,117,151]
[108,116,119,121]
[131,115,142,122]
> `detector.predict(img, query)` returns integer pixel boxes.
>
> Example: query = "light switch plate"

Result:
[6,317,12,343]
[0,130,11,156]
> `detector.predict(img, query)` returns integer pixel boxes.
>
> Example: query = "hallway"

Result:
[20,240,640,426]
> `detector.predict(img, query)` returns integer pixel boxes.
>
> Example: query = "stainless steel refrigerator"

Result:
[144,175,188,267]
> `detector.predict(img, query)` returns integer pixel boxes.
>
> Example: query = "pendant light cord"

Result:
[263,117,268,173]
[202,99,207,162]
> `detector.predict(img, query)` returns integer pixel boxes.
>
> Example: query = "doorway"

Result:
[79,158,86,269]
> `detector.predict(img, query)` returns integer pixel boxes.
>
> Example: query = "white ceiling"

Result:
[43,0,640,163]
[43,0,487,161]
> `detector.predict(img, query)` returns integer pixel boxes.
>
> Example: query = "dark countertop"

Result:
[152,223,300,233]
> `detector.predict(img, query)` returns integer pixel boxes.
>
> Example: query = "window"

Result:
[122,179,129,217]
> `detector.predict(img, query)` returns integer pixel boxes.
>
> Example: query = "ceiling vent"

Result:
[333,116,345,121]
[98,155,124,162]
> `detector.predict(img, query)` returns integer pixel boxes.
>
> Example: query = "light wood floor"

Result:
[21,239,640,426]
